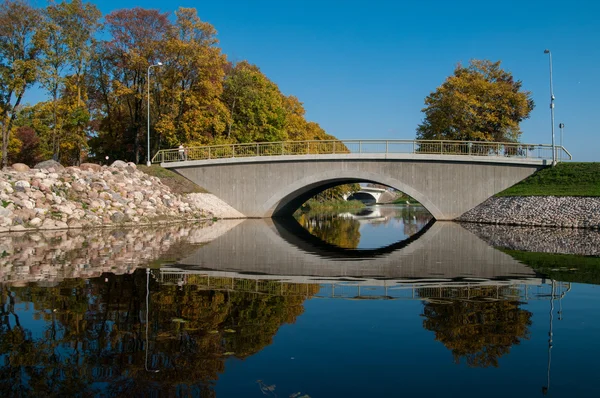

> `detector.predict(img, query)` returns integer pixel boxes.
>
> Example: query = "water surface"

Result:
[1,206,600,397]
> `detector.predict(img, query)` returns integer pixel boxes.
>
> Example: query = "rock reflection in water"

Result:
[0,269,320,396]
[0,220,243,285]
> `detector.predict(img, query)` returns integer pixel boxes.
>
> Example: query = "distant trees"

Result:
[0,1,333,166]
[417,60,534,143]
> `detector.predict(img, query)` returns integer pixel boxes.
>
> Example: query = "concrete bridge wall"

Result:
[167,154,545,220]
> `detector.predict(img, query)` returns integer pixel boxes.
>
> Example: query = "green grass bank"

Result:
[497,162,600,197]
[138,165,207,195]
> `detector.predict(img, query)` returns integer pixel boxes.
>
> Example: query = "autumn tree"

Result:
[222,61,288,143]
[0,0,43,167]
[101,7,170,163]
[417,60,534,143]
[154,8,229,149]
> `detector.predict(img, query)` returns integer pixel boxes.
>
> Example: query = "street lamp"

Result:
[543,50,556,165]
[147,62,163,167]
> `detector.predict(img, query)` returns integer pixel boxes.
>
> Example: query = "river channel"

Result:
[1,205,600,397]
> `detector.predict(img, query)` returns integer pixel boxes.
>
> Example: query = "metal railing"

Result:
[151,139,572,164]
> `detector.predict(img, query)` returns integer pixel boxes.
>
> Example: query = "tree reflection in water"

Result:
[420,286,533,368]
[0,270,319,396]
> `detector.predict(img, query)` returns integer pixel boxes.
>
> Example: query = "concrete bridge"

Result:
[154,139,571,220]
[345,187,398,204]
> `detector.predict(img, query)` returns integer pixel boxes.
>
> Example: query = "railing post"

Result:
[281,142,284,155]
[413,141,416,153]
[386,141,388,153]
[307,141,310,154]
[468,142,472,156]
[332,141,336,154]
[232,144,235,158]
[161,151,164,164]
[497,143,500,155]
[440,141,443,154]
[256,143,259,156]
[208,147,211,159]
[359,141,362,153]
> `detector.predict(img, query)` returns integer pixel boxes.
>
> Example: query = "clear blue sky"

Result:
[31,0,600,160]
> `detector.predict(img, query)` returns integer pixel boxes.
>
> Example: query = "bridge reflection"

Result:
[176,219,538,280]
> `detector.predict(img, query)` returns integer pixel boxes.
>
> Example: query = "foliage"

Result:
[295,212,361,248]
[0,0,43,167]
[10,126,43,165]
[421,286,532,367]
[497,162,600,197]
[417,60,534,144]
[2,1,335,166]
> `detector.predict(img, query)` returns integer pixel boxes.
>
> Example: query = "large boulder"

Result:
[110,160,128,168]
[80,163,102,172]
[34,159,65,171]
[12,163,30,172]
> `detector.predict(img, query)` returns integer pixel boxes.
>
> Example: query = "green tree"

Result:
[222,61,288,143]
[0,0,43,167]
[417,60,534,143]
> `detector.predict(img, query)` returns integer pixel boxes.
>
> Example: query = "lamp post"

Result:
[543,50,556,165]
[147,62,163,167]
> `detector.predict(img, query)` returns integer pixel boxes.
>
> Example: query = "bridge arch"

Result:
[262,169,443,219]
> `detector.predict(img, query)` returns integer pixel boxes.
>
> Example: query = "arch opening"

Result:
[263,170,443,219]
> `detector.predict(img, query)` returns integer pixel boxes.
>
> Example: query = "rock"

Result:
[80,163,102,172]
[14,180,30,192]
[110,160,128,168]
[0,207,11,217]
[54,221,68,229]
[127,162,137,169]
[110,211,125,223]
[12,163,30,172]
[71,182,87,192]
[34,159,65,171]
[30,217,42,227]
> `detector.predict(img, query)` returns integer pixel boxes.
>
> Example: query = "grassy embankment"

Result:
[502,249,600,285]
[138,165,207,195]
[497,162,600,197]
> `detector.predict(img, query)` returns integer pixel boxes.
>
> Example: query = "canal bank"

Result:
[459,162,600,229]
[0,160,244,232]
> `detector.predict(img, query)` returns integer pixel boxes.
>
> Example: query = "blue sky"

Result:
[30,0,600,160]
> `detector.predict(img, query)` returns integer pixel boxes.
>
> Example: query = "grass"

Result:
[497,162,600,197]
[138,165,208,195]
[297,199,365,214]
[502,248,600,285]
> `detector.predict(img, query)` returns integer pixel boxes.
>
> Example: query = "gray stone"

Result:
[14,180,30,192]
[111,160,128,168]
[110,211,125,223]
[34,159,65,171]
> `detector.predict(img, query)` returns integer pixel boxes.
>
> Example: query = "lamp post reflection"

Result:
[146,268,160,373]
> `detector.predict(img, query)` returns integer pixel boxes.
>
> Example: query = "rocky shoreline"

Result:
[0,160,244,232]
[458,196,600,229]
[461,222,600,256]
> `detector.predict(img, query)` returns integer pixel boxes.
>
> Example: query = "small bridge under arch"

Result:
[155,139,570,220]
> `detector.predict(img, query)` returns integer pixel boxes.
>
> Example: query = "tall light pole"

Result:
[147,62,163,167]
[544,50,556,165]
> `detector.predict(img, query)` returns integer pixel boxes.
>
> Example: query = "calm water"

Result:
[1,206,600,397]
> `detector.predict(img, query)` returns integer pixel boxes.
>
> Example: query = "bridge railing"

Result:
[151,139,572,164]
